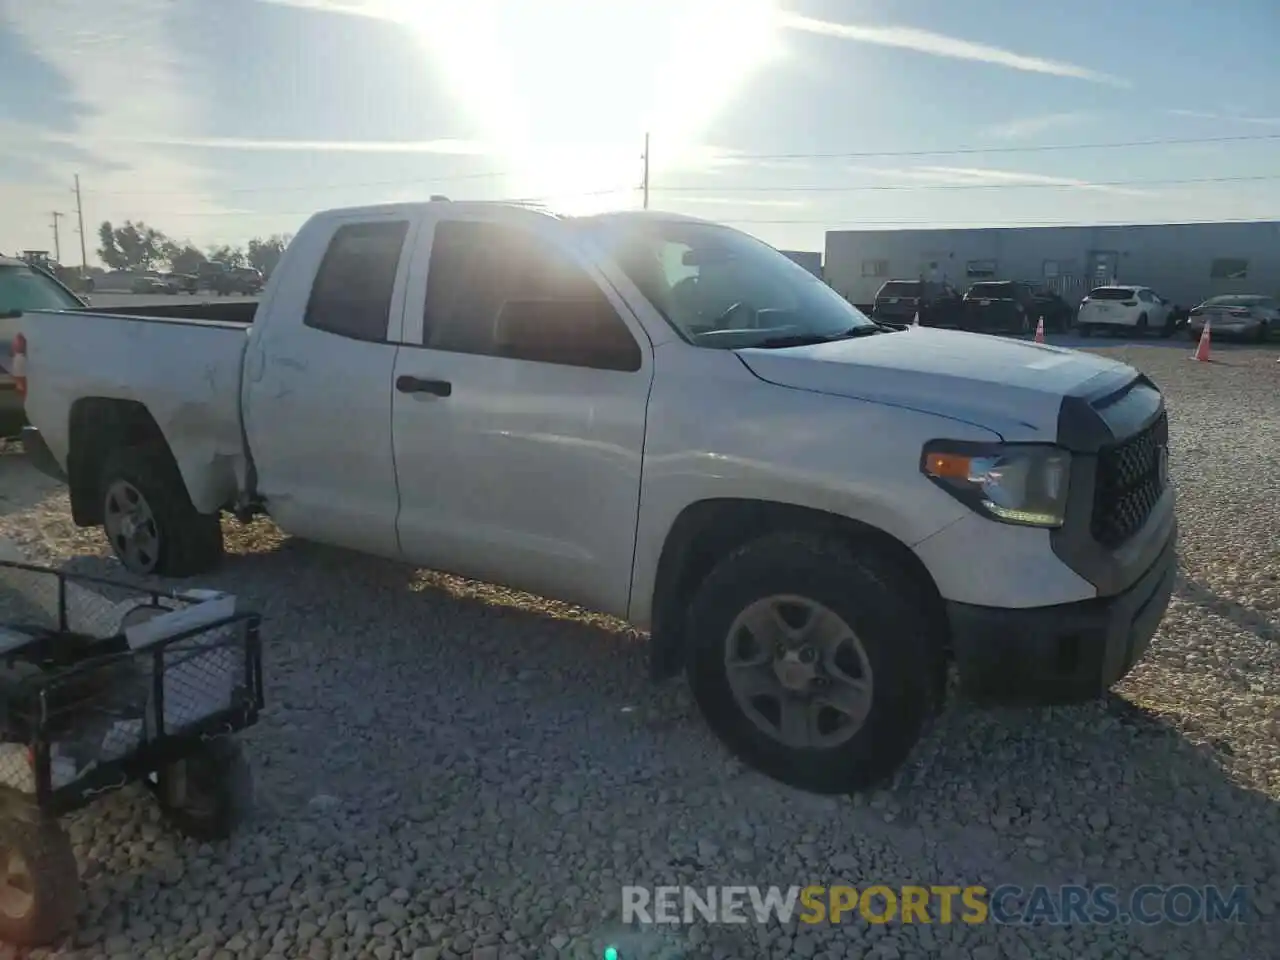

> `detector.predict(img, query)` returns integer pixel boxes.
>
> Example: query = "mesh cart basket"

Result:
[0,558,264,946]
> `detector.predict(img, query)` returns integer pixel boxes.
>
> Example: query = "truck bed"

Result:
[18,308,253,514]
[82,300,258,326]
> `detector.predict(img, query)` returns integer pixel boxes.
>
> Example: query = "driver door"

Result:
[391,212,655,617]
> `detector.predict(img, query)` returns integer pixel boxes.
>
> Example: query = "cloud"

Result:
[852,165,1153,196]
[779,14,1127,86]
[981,111,1097,140]
[673,196,809,208]
[257,0,1127,86]
[37,133,492,155]
[1166,108,1280,127]
[2,0,230,258]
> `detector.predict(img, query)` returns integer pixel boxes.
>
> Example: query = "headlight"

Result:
[921,442,1071,528]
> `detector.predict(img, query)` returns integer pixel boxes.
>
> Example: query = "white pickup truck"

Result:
[13,201,1177,793]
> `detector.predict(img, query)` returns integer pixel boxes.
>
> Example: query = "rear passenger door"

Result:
[390,212,653,617]
[243,210,419,557]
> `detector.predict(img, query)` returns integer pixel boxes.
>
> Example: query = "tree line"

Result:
[96,221,294,278]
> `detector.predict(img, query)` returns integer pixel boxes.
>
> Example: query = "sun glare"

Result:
[395,0,782,213]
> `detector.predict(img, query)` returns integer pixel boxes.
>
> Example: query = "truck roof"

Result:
[307,200,716,229]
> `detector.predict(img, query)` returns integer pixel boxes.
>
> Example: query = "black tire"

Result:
[684,533,945,794]
[99,445,224,577]
[1135,314,1148,338]
[1159,316,1176,339]
[1187,327,1200,341]
[1255,322,1268,344]
[155,737,254,842]
[1079,324,1093,338]
[0,798,81,947]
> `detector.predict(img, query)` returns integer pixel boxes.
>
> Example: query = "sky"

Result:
[2,0,1279,265]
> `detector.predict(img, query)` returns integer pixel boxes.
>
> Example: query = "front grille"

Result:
[1091,412,1168,548]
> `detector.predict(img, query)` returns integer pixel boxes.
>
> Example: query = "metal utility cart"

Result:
[0,559,264,946]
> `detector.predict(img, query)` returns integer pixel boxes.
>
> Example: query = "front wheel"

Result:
[0,800,81,947]
[685,533,944,794]
[1135,314,1149,338]
[154,737,254,842]
[1079,324,1093,337]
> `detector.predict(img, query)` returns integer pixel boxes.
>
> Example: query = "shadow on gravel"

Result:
[40,539,1279,958]
[1178,576,1278,644]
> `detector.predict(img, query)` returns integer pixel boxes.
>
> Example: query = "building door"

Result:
[1087,250,1119,287]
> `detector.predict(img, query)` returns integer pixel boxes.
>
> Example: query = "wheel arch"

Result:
[67,398,176,525]
[646,498,948,681]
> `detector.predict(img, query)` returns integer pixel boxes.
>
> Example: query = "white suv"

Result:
[1077,285,1174,337]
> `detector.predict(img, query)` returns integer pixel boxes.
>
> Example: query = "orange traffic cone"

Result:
[912,311,920,327]
[1034,316,1045,344]
[1193,318,1212,362]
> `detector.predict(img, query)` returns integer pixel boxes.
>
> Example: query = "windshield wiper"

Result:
[750,326,889,349]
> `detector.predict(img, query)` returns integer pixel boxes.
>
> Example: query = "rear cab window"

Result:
[304,220,410,342]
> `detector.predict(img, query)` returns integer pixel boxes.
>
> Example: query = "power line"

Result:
[49,131,1280,200]
[132,185,637,218]
[712,215,1280,226]
[653,173,1280,194]
[727,131,1280,161]
[83,168,510,198]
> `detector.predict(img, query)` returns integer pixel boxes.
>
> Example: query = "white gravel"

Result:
[0,339,1277,959]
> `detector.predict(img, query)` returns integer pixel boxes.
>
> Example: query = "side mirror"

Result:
[492,298,642,372]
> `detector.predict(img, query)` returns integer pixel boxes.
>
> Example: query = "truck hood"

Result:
[734,326,1137,442]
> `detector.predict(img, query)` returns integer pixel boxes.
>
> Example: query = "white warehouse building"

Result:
[823,220,1280,311]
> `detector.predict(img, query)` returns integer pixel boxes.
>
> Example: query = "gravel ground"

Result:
[0,339,1277,960]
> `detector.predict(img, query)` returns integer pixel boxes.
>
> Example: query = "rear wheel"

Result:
[1255,322,1268,343]
[99,445,224,577]
[1079,324,1093,338]
[685,533,944,794]
[1135,314,1149,338]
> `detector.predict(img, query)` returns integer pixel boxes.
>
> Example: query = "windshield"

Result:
[1089,287,1135,300]
[967,283,1015,299]
[878,281,921,298]
[0,264,83,314]
[581,218,876,348]
[1206,295,1269,307]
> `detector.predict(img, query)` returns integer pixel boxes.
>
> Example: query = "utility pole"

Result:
[50,212,64,262]
[641,132,650,210]
[73,175,88,274]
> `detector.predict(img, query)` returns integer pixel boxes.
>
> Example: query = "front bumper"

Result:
[948,524,1176,704]
[20,427,66,482]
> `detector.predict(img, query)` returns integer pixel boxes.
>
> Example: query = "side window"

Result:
[422,220,641,372]
[1138,289,1154,303]
[304,220,409,341]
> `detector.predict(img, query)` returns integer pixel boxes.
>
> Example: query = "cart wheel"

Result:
[0,812,81,946]
[156,737,253,842]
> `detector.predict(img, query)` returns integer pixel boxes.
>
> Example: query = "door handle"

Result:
[396,375,452,397]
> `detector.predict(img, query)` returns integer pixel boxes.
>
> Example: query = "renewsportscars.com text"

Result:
[621,884,1249,926]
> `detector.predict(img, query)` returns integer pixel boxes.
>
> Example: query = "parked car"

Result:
[0,256,85,436]
[1186,294,1279,342]
[962,281,1037,334]
[1076,285,1176,338]
[159,272,199,294]
[130,275,168,294]
[871,279,963,327]
[1026,287,1075,333]
[14,202,1176,795]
